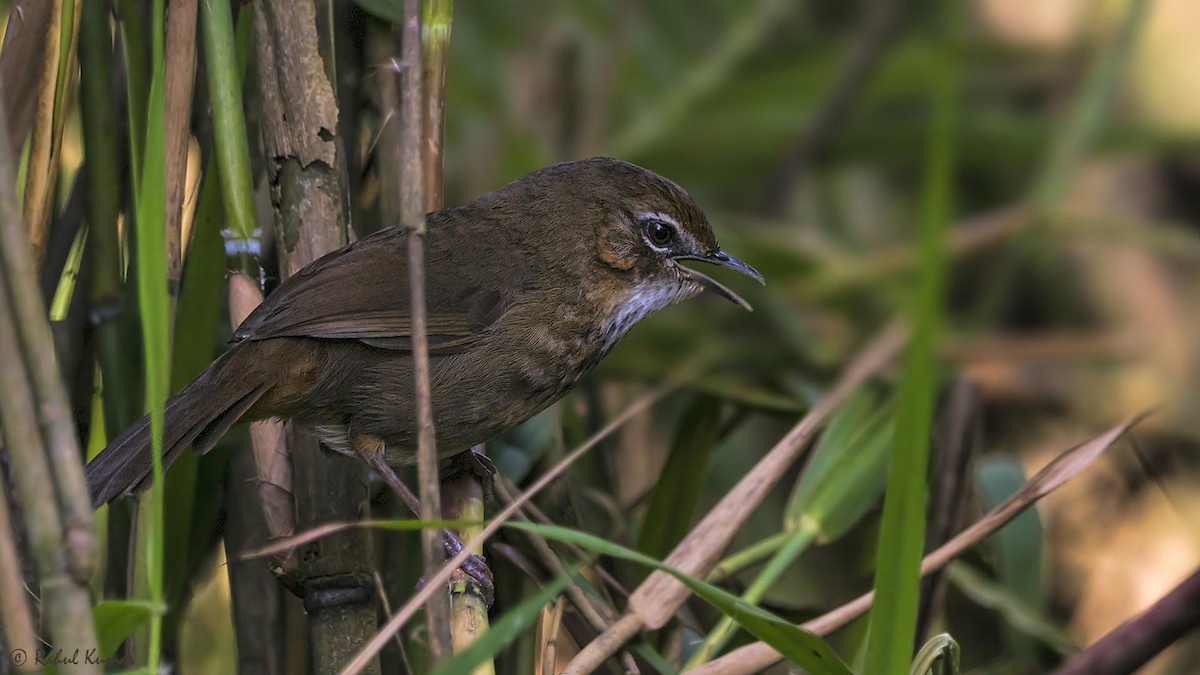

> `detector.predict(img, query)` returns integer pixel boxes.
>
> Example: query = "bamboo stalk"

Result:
[0,80,99,672]
[0,67,97,599]
[251,2,378,673]
[79,0,141,603]
[0,476,37,673]
[398,0,452,661]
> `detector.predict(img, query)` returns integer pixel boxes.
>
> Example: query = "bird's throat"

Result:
[596,278,698,354]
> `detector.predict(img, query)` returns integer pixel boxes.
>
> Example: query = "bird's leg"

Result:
[355,435,495,605]
[441,446,496,504]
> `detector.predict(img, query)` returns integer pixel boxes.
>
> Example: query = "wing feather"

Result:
[233,224,512,353]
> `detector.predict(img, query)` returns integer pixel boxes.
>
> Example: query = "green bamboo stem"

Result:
[79,0,141,605]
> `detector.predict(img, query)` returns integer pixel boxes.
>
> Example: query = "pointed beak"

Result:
[675,250,765,312]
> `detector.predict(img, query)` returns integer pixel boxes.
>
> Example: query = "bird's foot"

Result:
[440,529,495,606]
[441,447,496,504]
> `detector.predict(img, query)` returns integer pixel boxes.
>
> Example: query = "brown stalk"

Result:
[163,0,200,292]
[337,382,678,675]
[252,1,377,672]
[0,85,97,670]
[691,412,1151,675]
[1052,565,1200,675]
[0,476,37,672]
[397,0,452,661]
[20,0,73,265]
[0,0,54,160]
[560,322,906,674]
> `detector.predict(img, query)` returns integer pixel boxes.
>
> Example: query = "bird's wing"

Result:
[233,226,514,353]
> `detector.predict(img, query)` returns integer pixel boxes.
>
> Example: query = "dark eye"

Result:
[646,220,675,247]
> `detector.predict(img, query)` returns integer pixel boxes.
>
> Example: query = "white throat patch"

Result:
[598,279,693,353]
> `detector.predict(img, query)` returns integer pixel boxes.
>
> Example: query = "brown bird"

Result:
[85,157,761,518]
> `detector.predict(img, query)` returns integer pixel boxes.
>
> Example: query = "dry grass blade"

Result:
[690,410,1153,675]
[0,0,54,158]
[21,0,75,264]
[163,0,200,289]
[337,382,677,675]
[561,322,905,675]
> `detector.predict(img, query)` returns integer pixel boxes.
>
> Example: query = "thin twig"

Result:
[399,0,450,660]
[338,382,679,675]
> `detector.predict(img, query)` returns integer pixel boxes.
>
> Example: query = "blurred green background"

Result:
[9,0,1200,672]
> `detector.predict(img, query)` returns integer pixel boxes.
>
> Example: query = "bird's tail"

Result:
[85,343,272,507]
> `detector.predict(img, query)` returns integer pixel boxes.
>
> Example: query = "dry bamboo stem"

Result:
[0,87,98,668]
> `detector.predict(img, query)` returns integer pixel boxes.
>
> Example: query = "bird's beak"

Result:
[675,250,765,312]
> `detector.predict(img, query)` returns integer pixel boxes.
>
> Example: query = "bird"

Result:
[84,156,762,516]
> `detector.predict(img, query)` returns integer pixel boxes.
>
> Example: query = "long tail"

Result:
[85,343,272,507]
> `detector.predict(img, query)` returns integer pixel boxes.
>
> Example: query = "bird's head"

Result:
[527,157,764,314]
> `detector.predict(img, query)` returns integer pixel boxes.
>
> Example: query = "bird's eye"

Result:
[646,220,675,247]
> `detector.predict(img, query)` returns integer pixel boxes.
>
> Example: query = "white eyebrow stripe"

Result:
[637,212,679,227]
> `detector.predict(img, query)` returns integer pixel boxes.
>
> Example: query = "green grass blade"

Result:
[946,562,1077,657]
[199,0,258,267]
[506,522,852,675]
[130,0,169,669]
[909,633,959,675]
[1030,0,1152,212]
[92,600,158,658]
[863,15,956,675]
[787,389,893,542]
[686,524,817,667]
[161,167,228,649]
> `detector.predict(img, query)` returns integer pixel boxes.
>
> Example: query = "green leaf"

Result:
[128,0,169,669]
[431,575,569,675]
[909,634,959,675]
[946,562,1076,657]
[92,600,157,658]
[506,522,853,675]
[637,395,722,561]
[864,12,956,673]
[975,456,1044,662]
[787,388,893,542]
